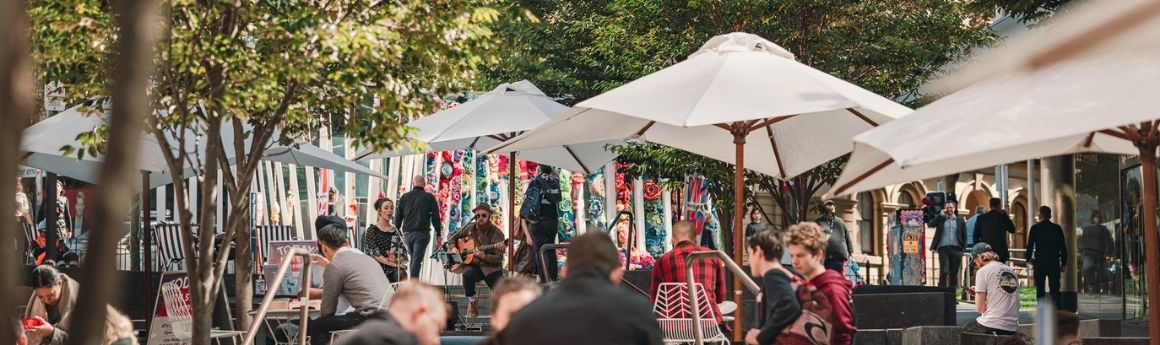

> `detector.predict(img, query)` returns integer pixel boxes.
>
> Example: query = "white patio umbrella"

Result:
[490,32,911,337]
[23,104,385,186]
[828,0,1160,337]
[354,80,618,174]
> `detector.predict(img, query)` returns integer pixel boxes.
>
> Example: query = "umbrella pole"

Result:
[1137,141,1160,344]
[732,132,745,342]
[508,152,517,273]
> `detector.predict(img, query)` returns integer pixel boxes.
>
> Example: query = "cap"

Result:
[473,204,493,214]
[315,215,347,234]
[823,200,836,206]
[969,242,994,257]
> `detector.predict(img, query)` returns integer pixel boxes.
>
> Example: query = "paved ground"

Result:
[955,301,1149,337]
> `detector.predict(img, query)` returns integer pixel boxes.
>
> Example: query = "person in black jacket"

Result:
[393,175,442,278]
[974,198,1017,263]
[1026,206,1068,306]
[524,165,562,281]
[746,228,803,345]
[501,231,663,345]
[816,200,852,272]
[928,200,968,291]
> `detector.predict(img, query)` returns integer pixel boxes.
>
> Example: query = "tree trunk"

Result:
[66,1,158,344]
[0,1,34,343]
[231,199,254,329]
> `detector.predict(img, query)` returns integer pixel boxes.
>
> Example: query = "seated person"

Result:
[965,242,1020,336]
[23,265,78,345]
[333,281,448,345]
[650,221,725,325]
[502,231,663,345]
[478,276,543,345]
[302,222,391,345]
[446,204,505,318]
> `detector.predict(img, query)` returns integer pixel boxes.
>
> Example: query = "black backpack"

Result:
[519,179,544,220]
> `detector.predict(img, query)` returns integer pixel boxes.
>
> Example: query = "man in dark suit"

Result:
[929,200,968,291]
[974,198,1017,263]
[1027,206,1068,307]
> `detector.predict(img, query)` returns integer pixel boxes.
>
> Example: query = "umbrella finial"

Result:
[692,32,796,60]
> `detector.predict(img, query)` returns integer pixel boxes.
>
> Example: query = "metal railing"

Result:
[686,250,761,345]
[242,248,314,345]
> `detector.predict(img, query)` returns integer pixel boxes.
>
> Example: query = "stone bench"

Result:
[1081,338,1148,345]
[853,328,904,345]
[1016,319,1121,338]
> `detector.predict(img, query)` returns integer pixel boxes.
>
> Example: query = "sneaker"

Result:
[467,299,479,318]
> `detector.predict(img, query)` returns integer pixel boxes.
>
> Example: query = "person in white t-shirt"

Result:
[965,242,1020,335]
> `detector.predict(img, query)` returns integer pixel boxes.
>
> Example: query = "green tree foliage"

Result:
[971,0,1074,24]
[30,0,514,341]
[488,0,996,228]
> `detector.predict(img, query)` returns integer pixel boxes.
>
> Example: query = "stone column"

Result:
[1040,155,1079,311]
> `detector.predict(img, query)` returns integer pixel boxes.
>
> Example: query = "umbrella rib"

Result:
[750,116,795,132]
[1082,133,1096,148]
[1098,129,1130,141]
[468,137,481,150]
[833,158,895,196]
[1028,0,1160,70]
[562,145,590,174]
[846,108,879,127]
[635,121,657,136]
[766,126,788,178]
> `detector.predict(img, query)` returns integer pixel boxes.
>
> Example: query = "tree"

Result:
[489,0,995,227]
[1,1,35,344]
[31,1,512,343]
[971,0,1074,24]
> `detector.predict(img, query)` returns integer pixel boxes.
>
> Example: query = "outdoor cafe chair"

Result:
[652,282,730,345]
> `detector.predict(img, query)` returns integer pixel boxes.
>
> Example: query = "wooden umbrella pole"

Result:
[731,129,746,342]
[1137,138,1160,345]
[508,152,517,272]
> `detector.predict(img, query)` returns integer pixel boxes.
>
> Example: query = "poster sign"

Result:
[890,209,927,286]
[147,271,192,345]
[262,241,324,297]
[902,233,921,253]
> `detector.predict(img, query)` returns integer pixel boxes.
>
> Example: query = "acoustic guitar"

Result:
[448,237,510,274]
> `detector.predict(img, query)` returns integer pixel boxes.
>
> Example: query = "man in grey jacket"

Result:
[304,222,391,345]
[817,200,853,272]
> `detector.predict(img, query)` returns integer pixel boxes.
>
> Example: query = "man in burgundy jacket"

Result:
[786,222,857,345]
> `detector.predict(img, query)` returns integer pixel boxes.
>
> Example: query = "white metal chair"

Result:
[161,281,194,340]
[652,282,729,345]
[153,224,191,271]
[21,223,37,265]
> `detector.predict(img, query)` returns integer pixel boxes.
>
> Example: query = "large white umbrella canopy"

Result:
[491,32,910,339]
[827,0,1160,339]
[492,32,911,179]
[355,80,618,174]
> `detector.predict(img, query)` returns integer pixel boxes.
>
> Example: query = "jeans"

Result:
[461,265,501,298]
[1081,252,1108,291]
[937,246,963,290]
[1034,263,1062,306]
[404,231,431,278]
[531,220,559,281]
[276,313,367,345]
[963,319,1016,336]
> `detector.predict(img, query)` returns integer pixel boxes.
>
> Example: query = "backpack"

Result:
[519,178,544,220]
[766,268,833,345]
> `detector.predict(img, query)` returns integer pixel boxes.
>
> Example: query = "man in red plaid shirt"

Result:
[650,220,727,324]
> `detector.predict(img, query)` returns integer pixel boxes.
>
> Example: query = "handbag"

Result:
[512,219,537,274]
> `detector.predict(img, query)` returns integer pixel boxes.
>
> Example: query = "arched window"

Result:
[856,192,879,255]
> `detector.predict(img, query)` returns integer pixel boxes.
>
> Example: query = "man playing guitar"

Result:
[447,204,506,318]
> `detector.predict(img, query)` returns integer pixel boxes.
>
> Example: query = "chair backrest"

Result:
[22,223,35,243]
[257,225,298,262]
[153,224,193,269]
[653,282,715,319]
[161,281,193,340]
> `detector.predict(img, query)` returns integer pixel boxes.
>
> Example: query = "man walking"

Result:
[1079,210,1113,293]
[966,205,984,248]
[522,165,562,281]
[394,175,442,278]
[816,200,853,272]
[1026,206,1068,306]
[974,198,1017,263]
[928,200,967,291]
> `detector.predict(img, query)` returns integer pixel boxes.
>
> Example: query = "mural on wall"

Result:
[684,175,720,250]
[586,171,607,231]
[643,179,666,257]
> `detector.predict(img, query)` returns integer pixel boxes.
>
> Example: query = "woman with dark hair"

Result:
[365,198,408,282]
[23,265,79,345]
